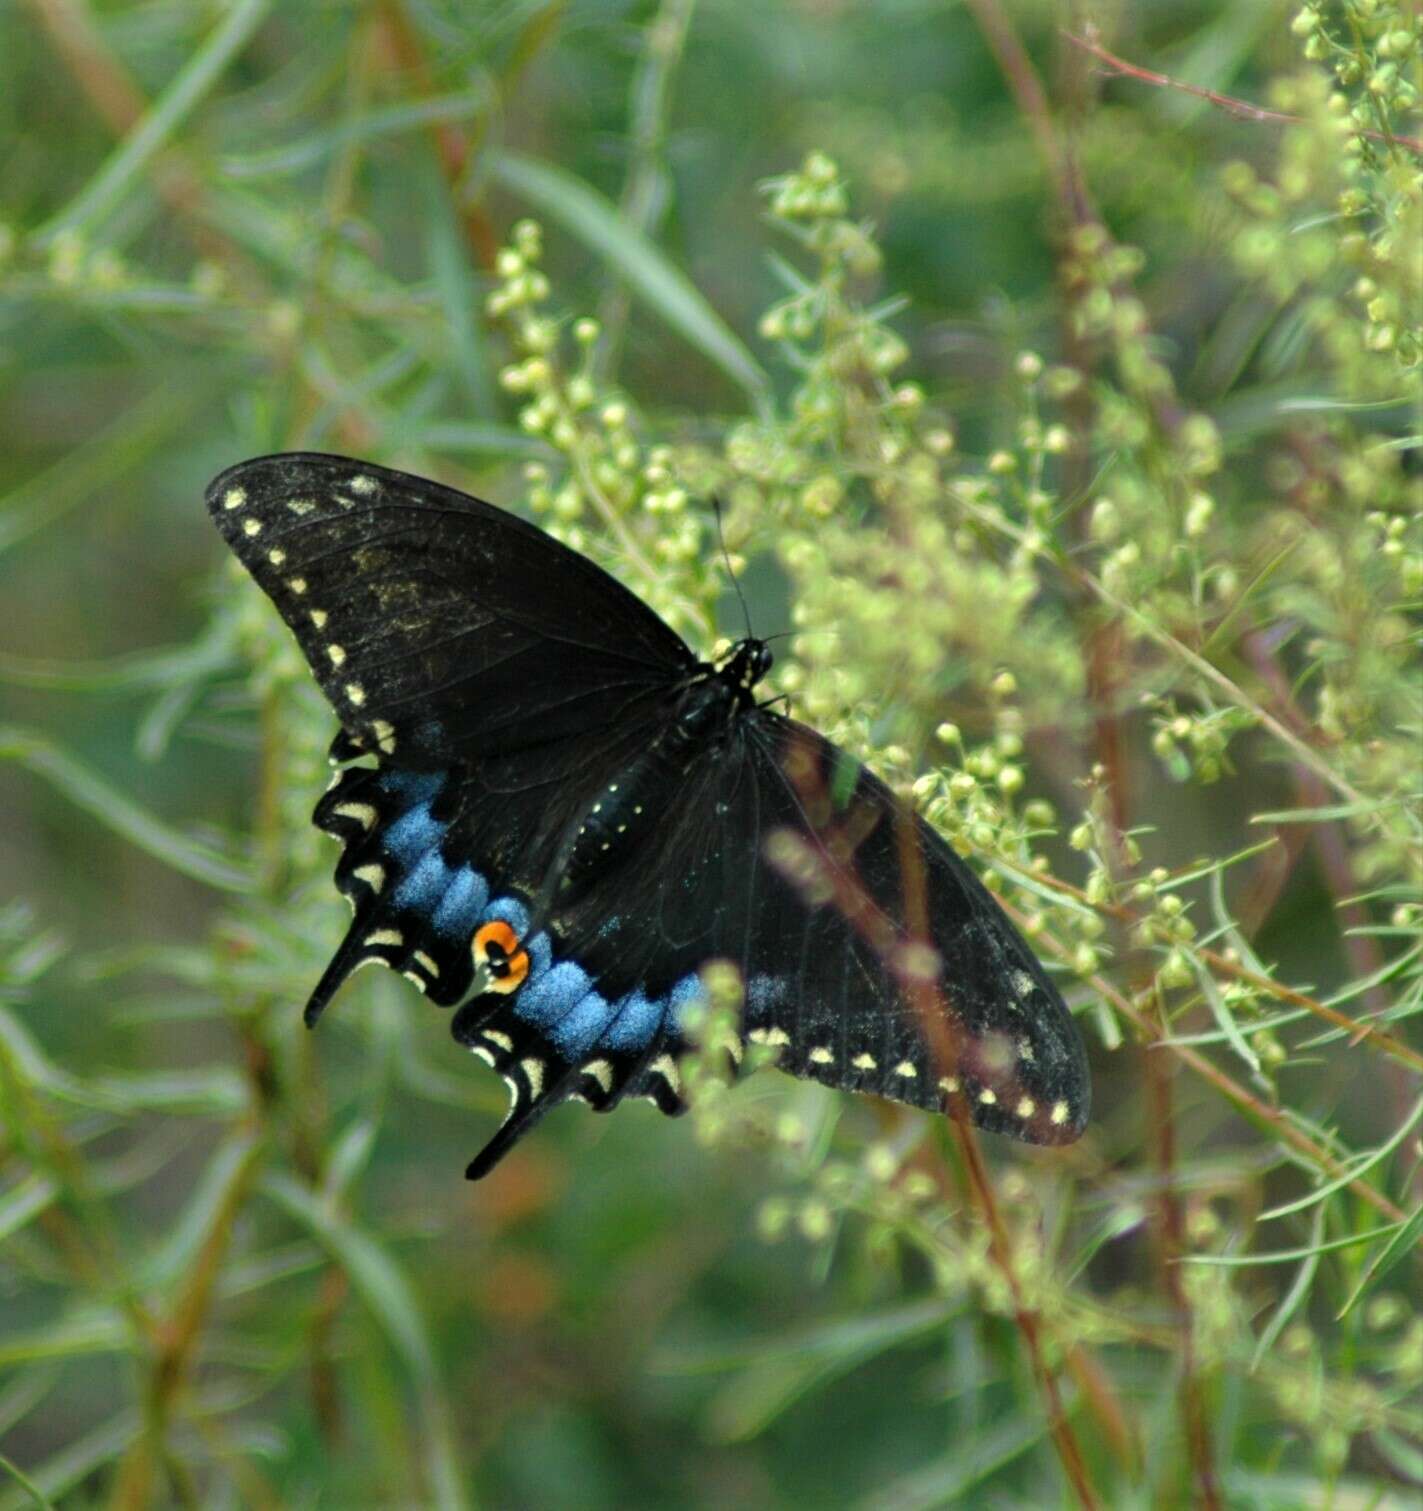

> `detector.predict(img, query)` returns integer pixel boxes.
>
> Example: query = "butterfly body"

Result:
[208,454,1089,1178]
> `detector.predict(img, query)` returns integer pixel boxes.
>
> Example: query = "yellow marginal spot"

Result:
[583,1059,613,1093]
[893,1061,918,1079]
[345,683,366,706]
[1016,1096,1036,1118]
[651,1054,680,1093]
[334,802,377,829]
[288,577,308,595]
[327,644,346,667]
[267,547,286,567]
[286,497,316,515]
[310,608,328,629]
[401,971,427,994]
[520,1057,544,1099]
[222,487,246,510]
[978,1088,997,1106]
[349,474,377,496]
[470,1045,495,1066]
[852,1052,877,1070]
[1051,1100,1070,1126]
[763,1027,790,1047]
[413,951,439,977]
[938,1075,960,1094]
[372,719,396,754]
[242,517,262,537]
[484,1030,514,1054]
[364,928,403,948]
[808,1046,834,1064]
[353,863,385,892]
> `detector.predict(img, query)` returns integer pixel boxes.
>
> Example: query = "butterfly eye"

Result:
[473,921,529,993]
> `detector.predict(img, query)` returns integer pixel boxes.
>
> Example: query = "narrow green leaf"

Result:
[0,1408,139,1511]
[219,88,490,179]
[35,0,276,245]
[859,1411,1054,1510]
[0,627,235,694]
[1337,1201,1423,1320]
[0,727,252,893]
[88,1068,249,1116]
[140,1128,263,1290]
[1259,1093,1423,1221]
[398,420,556,459]
[489,150,772,412]
[261,1174,468,1511]
[0,1176,59,1245]
[1179,1221,1404,1265]
[0,1447,55,1511]
[0,1308,129,1369]
[658,1299,957,1441]
[0,386,204,557]
[1371,1428,1423,1484]
[262,1173,431,1375]
[1251,1205,1324,1370]
[1192,953,1260,1075]
[421,157,496,416]
[0,1006,119,1111]
[1251,798,1407,825]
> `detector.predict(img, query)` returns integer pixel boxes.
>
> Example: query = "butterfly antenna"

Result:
[712,498,755,641]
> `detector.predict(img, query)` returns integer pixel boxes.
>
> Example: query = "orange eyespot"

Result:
[472,920,529,993]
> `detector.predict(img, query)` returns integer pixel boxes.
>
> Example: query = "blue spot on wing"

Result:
[432,866,489,936]
[668,973,704,1031]
[384,804,443,867]
[379,770,445,805]
[602,989,664,1053]
[550,991,617,1057]
[524,931,554,979]
[514,960,591,1029]
[482,895,530,938]
[394,849,452,911]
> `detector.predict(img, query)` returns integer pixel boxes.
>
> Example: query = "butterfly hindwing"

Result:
[305,735,701,1175]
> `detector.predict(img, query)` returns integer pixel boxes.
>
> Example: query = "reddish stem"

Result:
[1063,27,1423,156]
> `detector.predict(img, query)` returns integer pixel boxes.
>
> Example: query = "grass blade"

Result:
[35,0,275,245]
[0,726,252,892]
[489,150,772,412]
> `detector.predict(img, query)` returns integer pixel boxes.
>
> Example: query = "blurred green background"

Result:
[2,1,1420,1506]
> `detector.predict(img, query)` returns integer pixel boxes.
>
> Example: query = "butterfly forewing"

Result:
[206,453,693,766]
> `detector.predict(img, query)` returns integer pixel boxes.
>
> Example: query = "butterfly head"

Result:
[723,637,773,694]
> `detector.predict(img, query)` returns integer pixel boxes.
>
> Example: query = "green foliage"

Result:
[1,1,1420,1506]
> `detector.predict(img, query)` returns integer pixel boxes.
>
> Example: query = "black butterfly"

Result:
[207,454,1089,1178]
